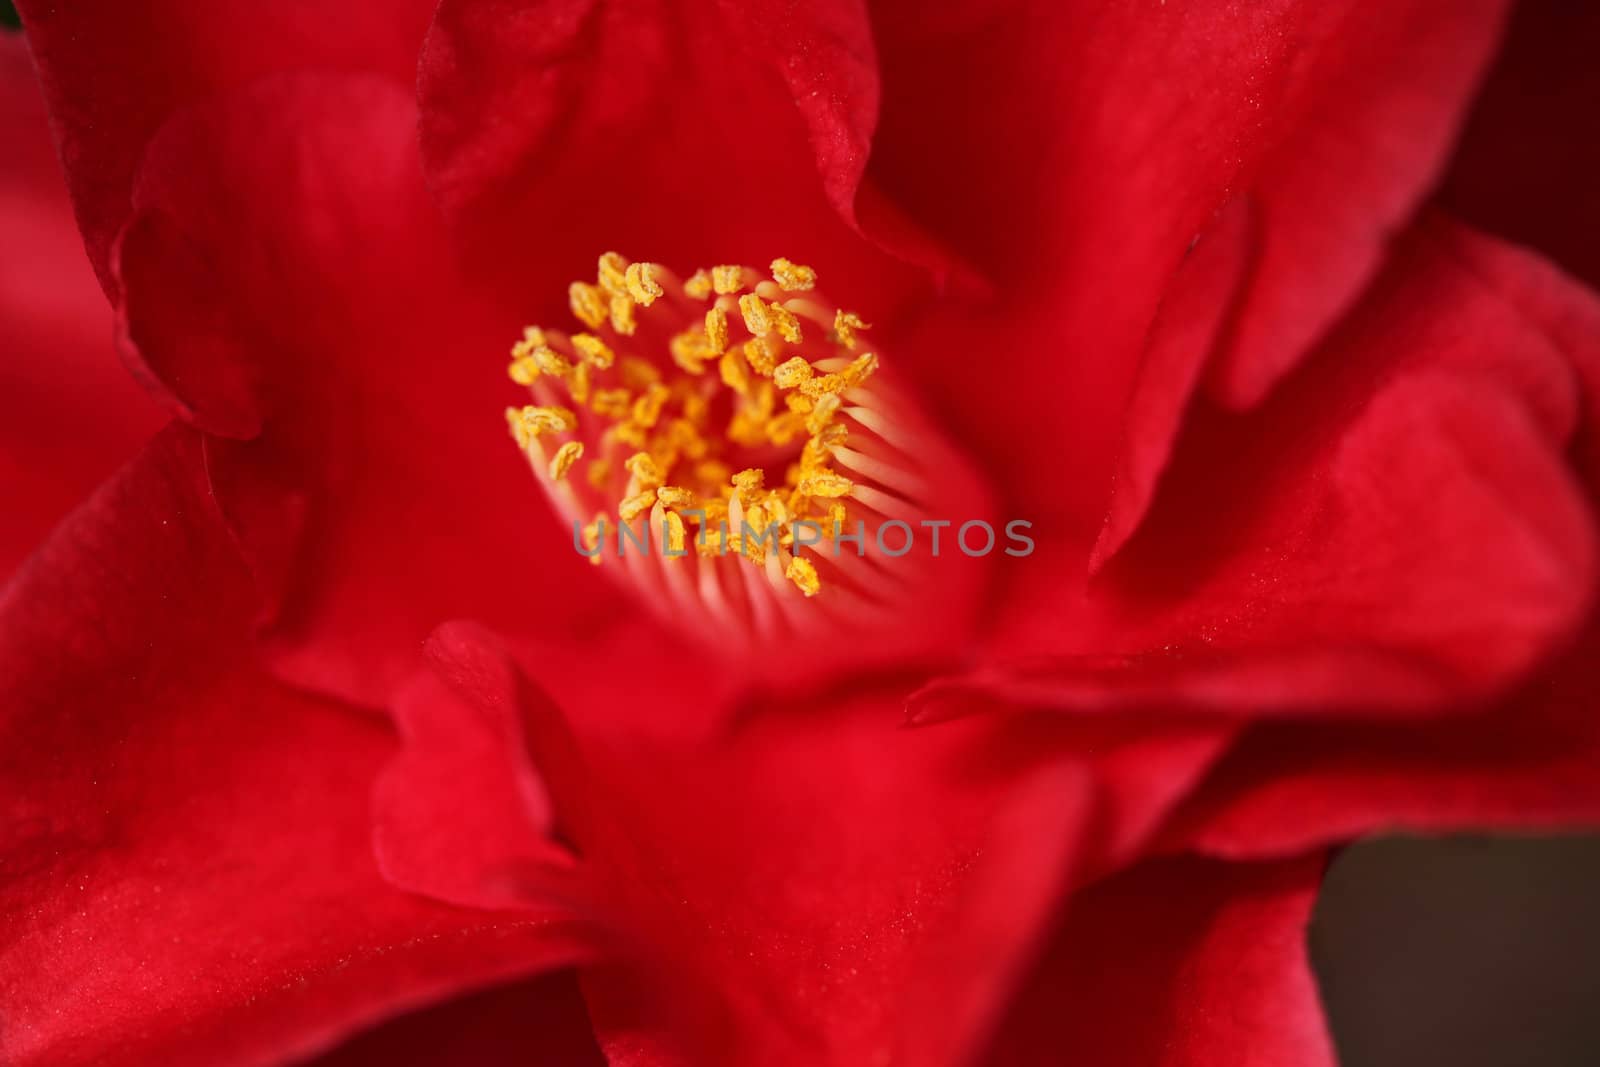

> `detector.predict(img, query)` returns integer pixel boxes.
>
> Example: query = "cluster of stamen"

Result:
[505,253,882,599]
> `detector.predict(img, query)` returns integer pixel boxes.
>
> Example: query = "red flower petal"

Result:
[379,622,1229,1067]
[0,36,161,579]
[0,428,590,1067]
[981,855,1335,1067]
[866,0,1509,528]
[1159,629,1600,860]
[108,73,612,708]
[14,0,436,294]
[417,0,922,312]
[922,218,1598,722]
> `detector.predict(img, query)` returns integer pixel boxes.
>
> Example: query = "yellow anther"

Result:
[619,491,656,522]
[508,356,541,385]
[743,337,778,376]
[631,382,670,428]
[581,512,610,566]
[617,495,656,524]
[681,390,709,426]
[742,295,803,343]
[738,293,773,337]
[624,452,664,490]
[684,269,713,300]
[670,329,714,375]
[785,556,820,597]
[719,347,751,395]
[833,310,870,350]
[569,361,592,405]
[732,468,765,500]
[609,421,649,450]
[656,485,697,510]
[705,305,730,355]
[770,257,817,291]
[827,502,847,532]
[770,303,803,343]
[662,510,688,554]
[519,405,578,436]
[805,392,842,435]
[609,293,638,336]
[665,417,709,460]
[799,470,853,497]
[533,345,574,378]
[619,356,661,390]
[508,254,892,599]
[549,441,584,480]
[598,252,630,296]
[773,357,814,390]
[511,326,547,360]
[571,333,616,370]
[766,411,807,446]
[506,406,531,448]
[842,351,879,386]
[591,387,632,419]
[570,282,608,329]
[624,262,664,306]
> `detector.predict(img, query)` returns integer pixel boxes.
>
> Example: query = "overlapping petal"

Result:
[0,35,161,578]
[0,427,592,1067]
[14,0,437,293]
[107,72,612,707]
[864,0,1510,530]
[371,621,1233,1067]
[916,218,1598,723]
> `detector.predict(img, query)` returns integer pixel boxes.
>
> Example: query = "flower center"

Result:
[504,252,991,657]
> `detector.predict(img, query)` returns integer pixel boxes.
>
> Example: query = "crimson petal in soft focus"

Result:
[864,0,1509,530]
[108,72,610,708]
[0,428,593,1067]
[915,218,1599,724]
[0,34,161,579]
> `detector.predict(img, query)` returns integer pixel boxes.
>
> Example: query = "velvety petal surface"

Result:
[1159,629,1600,860]
[372,622,1233,1067]
[0,35,161,578]
[418,0,921,315]
[108,73,611,707]
[15,0,437,292]
[864,0,1510,531]
[916,218,1599,723]
[0,427,591,1067]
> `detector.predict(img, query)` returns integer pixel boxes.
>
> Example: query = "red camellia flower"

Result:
[4,1,1600,1065]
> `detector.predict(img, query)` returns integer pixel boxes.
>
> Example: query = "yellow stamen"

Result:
[770,257,816,291]
[684,269,713,300]
[571,333,616,369]
[625,262,664,305]
[598,252,630,296]
[501,253,898,599]
[549,441,584,480]
[773,357,814,390]
[705,305,730,355]
[833,310,870,350]
[570,283,608,329]
[785,556,820,597]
